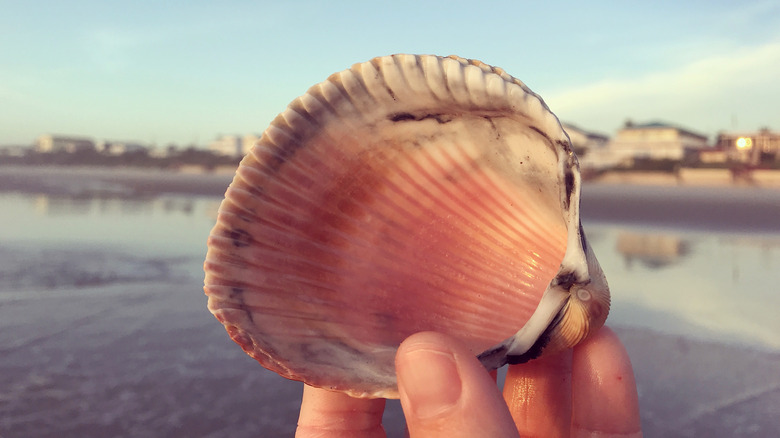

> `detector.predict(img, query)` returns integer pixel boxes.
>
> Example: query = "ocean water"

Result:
[1,190,779,436]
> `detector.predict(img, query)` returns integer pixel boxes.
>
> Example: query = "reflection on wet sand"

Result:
[33,194,93,216]
[616,231,691,269]
[30,193,205,218]
[587,224,780,352]
[2,192,218,259]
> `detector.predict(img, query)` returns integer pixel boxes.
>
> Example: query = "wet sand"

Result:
[2,165,780,436]
[580,183,780,233]
[2,267,778,437]
[0,165,233,198]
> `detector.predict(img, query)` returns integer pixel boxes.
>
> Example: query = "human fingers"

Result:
[502,348,574,437]
[571,326,642,437]
[295,384,386,438]
[396,332,520,438]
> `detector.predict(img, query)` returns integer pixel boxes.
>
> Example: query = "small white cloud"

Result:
[546,41,780,135]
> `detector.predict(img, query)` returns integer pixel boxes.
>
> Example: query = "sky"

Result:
[2,0,779,147]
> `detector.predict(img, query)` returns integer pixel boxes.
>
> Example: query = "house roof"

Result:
[622,121,707,141]
[562,122,609,141]
[40,134,95,142]
[716,128,780,138]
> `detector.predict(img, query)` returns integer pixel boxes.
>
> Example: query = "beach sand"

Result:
[581,182,780,233]
[2,165,780,436]
[2,268,777,438]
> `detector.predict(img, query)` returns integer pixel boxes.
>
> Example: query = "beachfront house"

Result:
[0,144,31,157]
[36,134,95,153]
[208,135,241,157]
[562,122,609,156]
[716,128,780,165]
[100,141,149,155]
[604,121,708,165]
[209,134,260,157]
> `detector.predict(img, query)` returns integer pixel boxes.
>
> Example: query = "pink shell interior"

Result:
[204,115,568,397]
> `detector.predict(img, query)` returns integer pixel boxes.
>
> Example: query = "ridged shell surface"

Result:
[204,54,609,399]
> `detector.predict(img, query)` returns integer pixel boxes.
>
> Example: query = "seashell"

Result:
[203,54,610,399]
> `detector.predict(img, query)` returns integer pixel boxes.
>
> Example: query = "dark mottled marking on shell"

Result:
[246,185,264,198]
[262,76,357,173]
[369,57,398,101]
[389,112,417,122]
[313,76,353,125]
[477,344,509,369]
[478,301,566,367]
[506,342,542,364]
[528,125,552,144]
[226,228,253,248]
[553,271,577,290]
[389,112,454,124]
[229,287,242,299]
[230,287,254,323]
[288,99,323,133]
[506,306,566,365]
[327,67,369,116]
[263,101,322,171]
[484,116,501,140]
[300,338,365,365]
[557,139,573,154]
[263,136,298,172]
[564,170,575,210]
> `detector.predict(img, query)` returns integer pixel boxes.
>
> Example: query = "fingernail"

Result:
[397,345,462,419]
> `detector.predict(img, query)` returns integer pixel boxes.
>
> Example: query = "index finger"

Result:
[502,348,573,436]
[571,326,642,437]
[296,384,386,438]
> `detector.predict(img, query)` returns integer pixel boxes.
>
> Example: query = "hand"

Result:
[295,326,641,437]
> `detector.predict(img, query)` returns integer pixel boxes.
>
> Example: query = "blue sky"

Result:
[2,0,779,146]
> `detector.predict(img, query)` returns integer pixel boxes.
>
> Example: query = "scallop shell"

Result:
[204,54,610,399]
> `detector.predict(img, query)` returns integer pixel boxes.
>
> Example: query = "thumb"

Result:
[395,332,520,438]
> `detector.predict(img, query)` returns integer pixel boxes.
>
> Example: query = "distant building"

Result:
[100,141,149,155]
[209,134,240,157]
[148,146,172,158]
[562,122,609,154]
[716,128,780,165]
[209,133,260,157]
[36,134,95,153]
[606,121,708,163]
[0,144,31,157]
[697,147,728,164]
